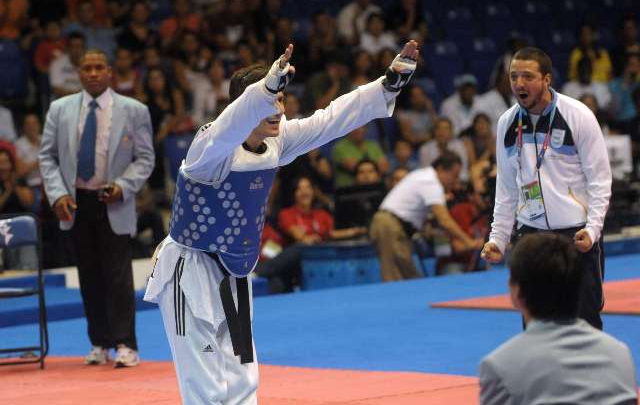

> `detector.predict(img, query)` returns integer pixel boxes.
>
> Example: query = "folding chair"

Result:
[0,213,48,368]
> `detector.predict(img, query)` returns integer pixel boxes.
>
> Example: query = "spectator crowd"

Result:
[0,0,638,291]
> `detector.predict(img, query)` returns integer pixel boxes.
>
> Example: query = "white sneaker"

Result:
[84,346,110,365]
[114,344,140,368]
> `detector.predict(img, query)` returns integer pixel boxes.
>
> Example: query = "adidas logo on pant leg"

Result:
[203,344,214,353]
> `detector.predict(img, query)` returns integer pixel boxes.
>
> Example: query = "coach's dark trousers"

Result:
[513,224,605,330]
[70,189,137,349]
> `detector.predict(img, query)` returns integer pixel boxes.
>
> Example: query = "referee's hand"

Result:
[481,242,503,263]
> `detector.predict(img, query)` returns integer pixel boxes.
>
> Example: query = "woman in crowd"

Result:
[139,67,188,204]
[257,175,367,293]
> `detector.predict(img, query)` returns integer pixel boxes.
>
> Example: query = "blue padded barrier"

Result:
[301,241,381,290]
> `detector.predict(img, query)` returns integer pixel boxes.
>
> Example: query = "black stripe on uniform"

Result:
[180,259,186,336]
[173,257,186,336]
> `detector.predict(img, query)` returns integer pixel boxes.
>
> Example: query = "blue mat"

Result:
[0,273,66,288]
[1,254,639,383]
[0,276,269,327]
[0,288,157,328]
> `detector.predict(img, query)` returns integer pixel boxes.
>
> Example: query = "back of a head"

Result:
[509,233,584,320]
[432,151,462,171]
[229,63,269,102]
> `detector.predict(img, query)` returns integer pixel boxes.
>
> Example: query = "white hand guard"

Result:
[265,57,295,94]
[382,54,417,92]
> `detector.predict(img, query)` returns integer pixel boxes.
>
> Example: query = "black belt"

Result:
[513,224,585,243]
[75,188,100,197]
[205,252,253,364]
[380,210,417,237]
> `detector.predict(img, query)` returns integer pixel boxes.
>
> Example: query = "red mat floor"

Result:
[432,279,640,316]
[0,357,480,405]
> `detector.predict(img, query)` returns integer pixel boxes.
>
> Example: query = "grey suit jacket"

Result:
[480,318,638,405]
[39,89,155,235]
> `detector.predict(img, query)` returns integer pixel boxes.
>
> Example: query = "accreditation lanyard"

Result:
[516,97,557,173]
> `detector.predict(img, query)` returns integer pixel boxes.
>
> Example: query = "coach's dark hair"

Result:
[432,151,462,171]
[509,233,584,320]
[511,46,553,78]
[229,63,269,101]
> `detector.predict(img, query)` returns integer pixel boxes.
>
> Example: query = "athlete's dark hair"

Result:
[229,63,269,101]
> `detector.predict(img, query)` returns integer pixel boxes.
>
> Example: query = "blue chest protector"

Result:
[169,168,277,276]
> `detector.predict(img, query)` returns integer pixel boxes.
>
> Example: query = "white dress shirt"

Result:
[76,89,113,190]
[380,167,446,229]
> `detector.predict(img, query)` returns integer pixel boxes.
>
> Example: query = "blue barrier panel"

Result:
[603,237,640,256]
[301,241,382,290]
[300,236,640,291]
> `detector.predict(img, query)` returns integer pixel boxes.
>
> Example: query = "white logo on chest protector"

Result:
[250,176,264,190]
[551,129,565,149]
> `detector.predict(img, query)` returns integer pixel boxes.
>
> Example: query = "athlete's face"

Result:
[254,92,285,138]
[509,59,551,114]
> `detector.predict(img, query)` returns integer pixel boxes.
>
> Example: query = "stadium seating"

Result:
[468,37,499,92]
[479,2,515,43]
[425,40,463,96]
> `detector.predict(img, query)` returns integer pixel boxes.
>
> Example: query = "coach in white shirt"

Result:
[481,47,612,330]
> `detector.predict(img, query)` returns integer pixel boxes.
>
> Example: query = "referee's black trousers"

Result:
[513,224,605,330]
[70,189,138,349]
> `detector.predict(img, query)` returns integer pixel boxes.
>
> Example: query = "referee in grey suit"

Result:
[479,233,637,405]
[39,49,154,367]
